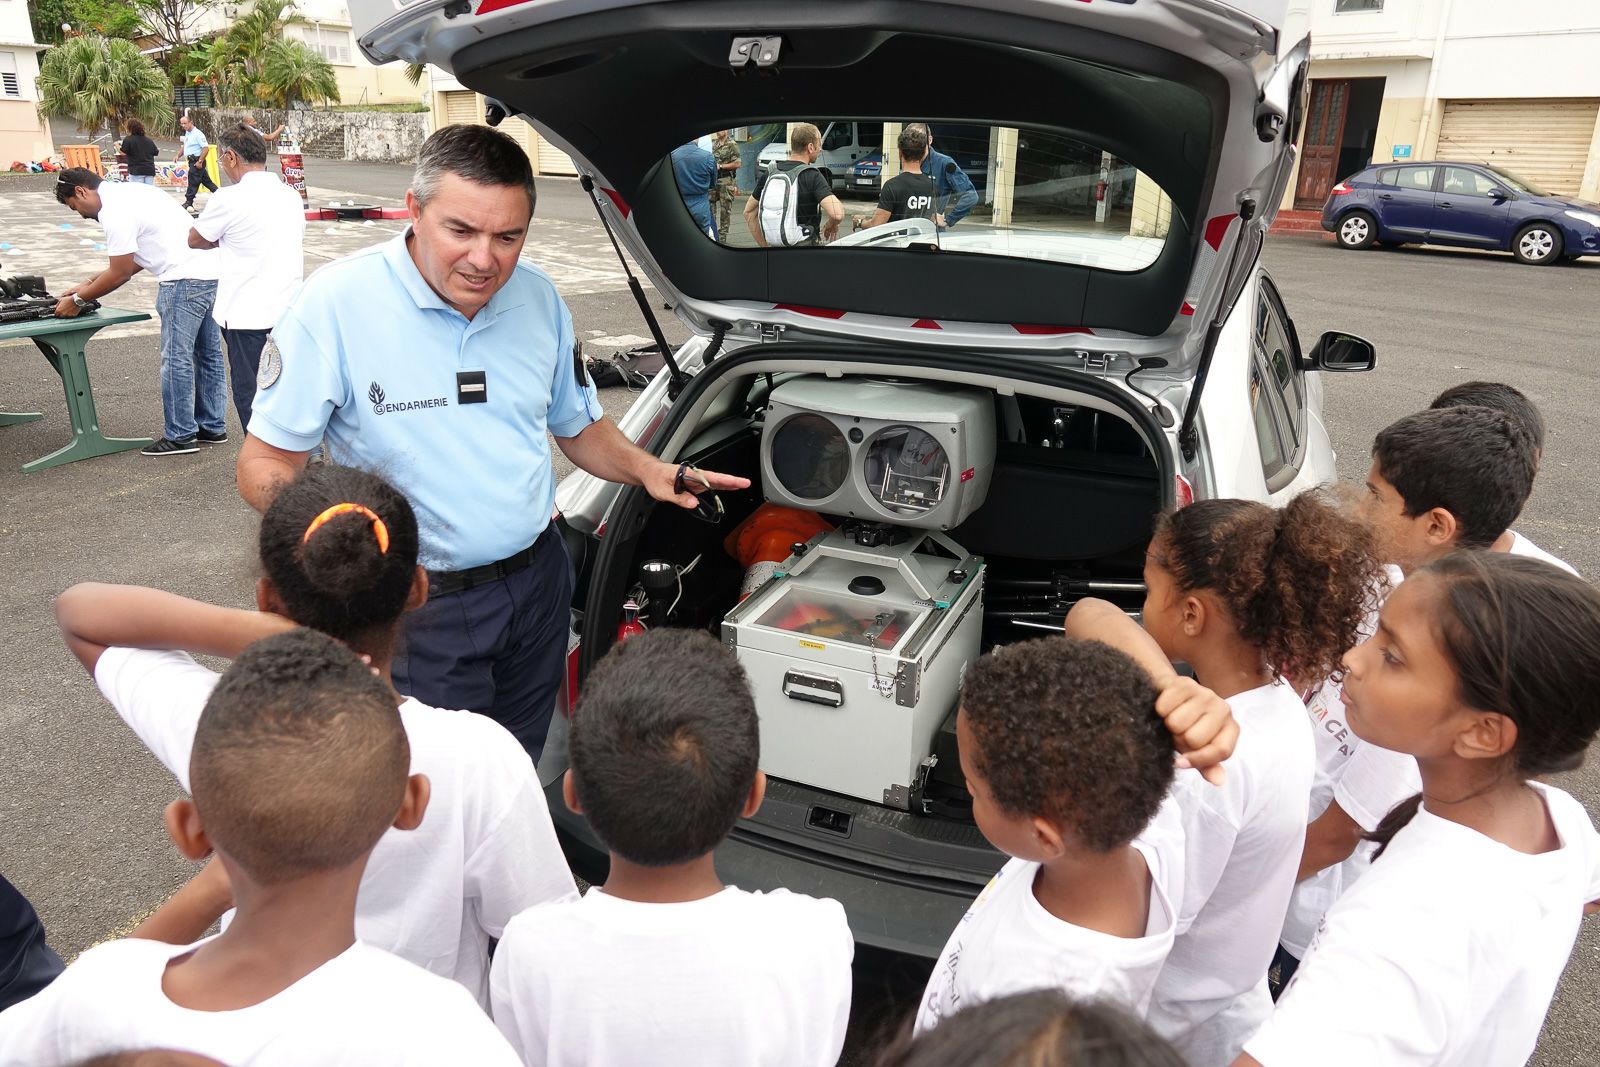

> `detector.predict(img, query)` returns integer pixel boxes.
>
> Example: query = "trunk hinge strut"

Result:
[1178,197,1260,461]
[580,175,689,398]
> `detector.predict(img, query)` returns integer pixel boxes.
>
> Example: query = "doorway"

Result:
[1293,77,1385,209]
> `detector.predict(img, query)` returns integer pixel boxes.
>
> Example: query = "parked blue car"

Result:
[1320,161,1600,265]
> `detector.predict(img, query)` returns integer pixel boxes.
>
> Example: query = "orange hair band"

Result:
[302,503,391,554]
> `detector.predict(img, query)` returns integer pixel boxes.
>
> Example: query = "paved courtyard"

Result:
[1,159,1597,1063]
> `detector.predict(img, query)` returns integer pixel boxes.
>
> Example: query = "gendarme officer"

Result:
[236,124,747,758]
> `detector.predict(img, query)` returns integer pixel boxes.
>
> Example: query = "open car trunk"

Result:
[557,344,1169,946]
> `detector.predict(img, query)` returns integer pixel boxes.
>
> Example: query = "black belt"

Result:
[428,526,554,597]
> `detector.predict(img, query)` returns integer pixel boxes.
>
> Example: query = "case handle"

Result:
[783,670,844,708]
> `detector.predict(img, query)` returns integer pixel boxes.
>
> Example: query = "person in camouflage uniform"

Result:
[710,130,743,241]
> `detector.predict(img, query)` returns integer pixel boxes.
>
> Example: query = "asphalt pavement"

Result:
[1,156,1597,1063]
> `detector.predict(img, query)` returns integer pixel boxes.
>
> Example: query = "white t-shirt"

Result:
[1281,565,1420,957]
[490,886,854,1067]
[97,180,218,283]
[915,795,1186,1034]
[1146,680,1314,1066]
[1246,782,1600,1067]
[1507,530,1580,576]
[0,937,520,1066]
[192,170,307,329]
[94,647,579,1006]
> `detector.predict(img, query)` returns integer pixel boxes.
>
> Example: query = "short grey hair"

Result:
[218,124,268,165]
[411,124,537,215]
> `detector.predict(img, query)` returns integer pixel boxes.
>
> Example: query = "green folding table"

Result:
[1,307,154,473]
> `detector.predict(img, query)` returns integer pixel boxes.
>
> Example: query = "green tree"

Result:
[29,0,70,46]
[65,0,143,39]
[36,34,174,135]
[130,0,219,53]
[260,39,339,108]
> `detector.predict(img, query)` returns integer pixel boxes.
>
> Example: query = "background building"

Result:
[428,76,578,176]
[191,0,421,107]
[0,0,53,165]
[1283,0,1600,209]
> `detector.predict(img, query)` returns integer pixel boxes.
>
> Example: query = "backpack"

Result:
[758,164,818,246]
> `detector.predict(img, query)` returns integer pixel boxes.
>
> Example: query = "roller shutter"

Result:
[1437,98,1598,196]
[442,90,482,126]
[535,134,578,177]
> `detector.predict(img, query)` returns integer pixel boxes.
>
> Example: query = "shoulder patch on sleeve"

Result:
[258,337,283,390]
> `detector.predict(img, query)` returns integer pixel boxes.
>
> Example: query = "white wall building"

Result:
[192,0,423,106]
[1285,0,1600,209]
[0,0,54,165]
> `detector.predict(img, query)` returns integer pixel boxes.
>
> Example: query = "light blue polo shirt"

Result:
[181,127,208,157]
[250,231,601,571]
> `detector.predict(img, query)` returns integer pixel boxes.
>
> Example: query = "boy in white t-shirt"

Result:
[489,628,854,1067]
[53,464,578,1006]
[0,630,519,1066]
[915,637,1186,1033]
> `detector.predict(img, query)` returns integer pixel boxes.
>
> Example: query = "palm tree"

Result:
[260,39,339,108]
[36,35,173,136]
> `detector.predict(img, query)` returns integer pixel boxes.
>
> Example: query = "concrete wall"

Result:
[181,107,431,163]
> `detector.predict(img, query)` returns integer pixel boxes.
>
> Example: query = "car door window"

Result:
[1376,168,1398,186]
[1250,367,1287,479]
[1442,167,1497,198]
[1396,166,1436,192]
[822,123,851,151]
[1256,279,1303,446]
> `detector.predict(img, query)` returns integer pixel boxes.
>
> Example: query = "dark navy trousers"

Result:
[392,527,572,761]
[0,874,63,1011]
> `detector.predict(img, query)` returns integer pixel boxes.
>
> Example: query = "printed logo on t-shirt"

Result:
[368,380,450,416]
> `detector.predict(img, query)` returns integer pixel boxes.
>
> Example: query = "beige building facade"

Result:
[1283,0,1600,210]
[0,0,54,166]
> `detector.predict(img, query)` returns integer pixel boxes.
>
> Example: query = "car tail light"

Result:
[1174,474,1195,509]
[1329,182,1352,196]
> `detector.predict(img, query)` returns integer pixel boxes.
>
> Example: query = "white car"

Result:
[354,0,1373,955]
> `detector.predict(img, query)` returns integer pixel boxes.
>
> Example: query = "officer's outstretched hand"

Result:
[647,460,752,512]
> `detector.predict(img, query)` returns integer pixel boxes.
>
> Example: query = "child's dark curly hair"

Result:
[960,637,1173,853]
[1153,490,1382,681]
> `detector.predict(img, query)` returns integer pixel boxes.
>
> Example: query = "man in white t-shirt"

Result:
[490,629,854,1067]
[0,631,520,1067]
[54,167,227,456]
[55,581,580,1007]
[188,124,306,433]
[915,639,1187,1034]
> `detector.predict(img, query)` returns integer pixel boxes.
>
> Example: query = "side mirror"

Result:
[1306,331,1377,372]
[1487,187,1509,201]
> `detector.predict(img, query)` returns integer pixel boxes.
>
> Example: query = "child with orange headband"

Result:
[55,464,579,1006]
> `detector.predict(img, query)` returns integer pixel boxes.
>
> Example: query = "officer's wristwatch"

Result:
[71,295,90,309]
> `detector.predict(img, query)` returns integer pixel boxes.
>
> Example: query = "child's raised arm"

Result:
[1065,597,1239,786]
[55,583,296,673]
[131,856,234,945]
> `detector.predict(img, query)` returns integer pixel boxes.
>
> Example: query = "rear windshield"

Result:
[671,122,1172,273]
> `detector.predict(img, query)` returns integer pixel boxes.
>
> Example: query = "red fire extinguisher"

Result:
[617,598,646,642]
[1095,179,1107,203]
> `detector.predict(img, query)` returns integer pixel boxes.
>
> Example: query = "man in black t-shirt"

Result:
[744,122,844,246]
[858,125,943,232]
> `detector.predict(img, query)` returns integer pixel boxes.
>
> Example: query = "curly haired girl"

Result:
[1067,489,1382,1067]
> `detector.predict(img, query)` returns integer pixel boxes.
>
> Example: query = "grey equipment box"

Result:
[722,527,984,809]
